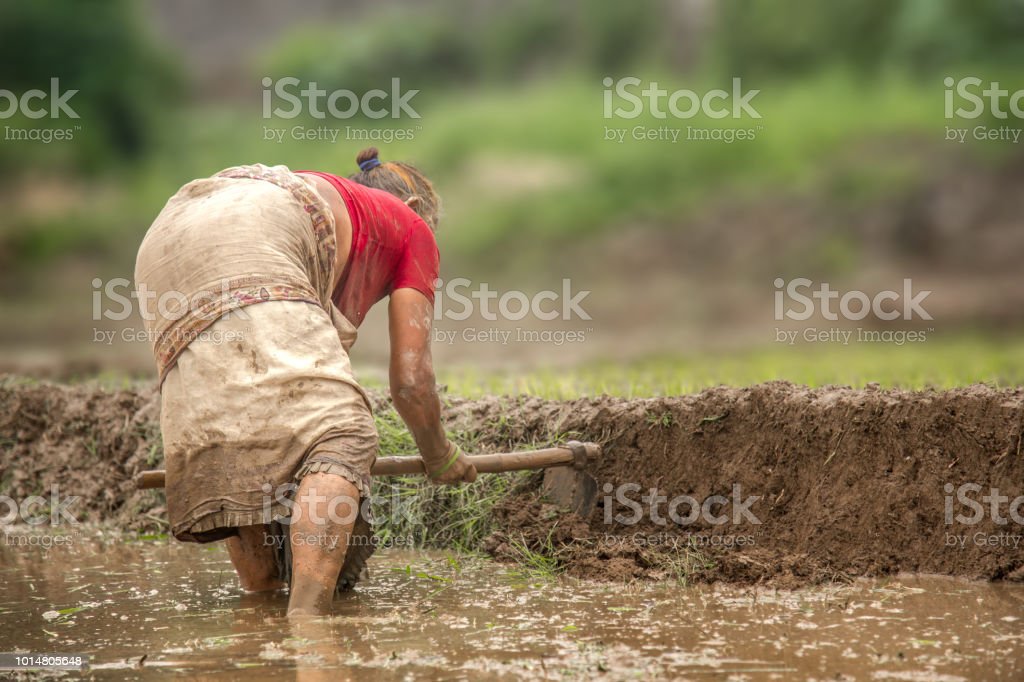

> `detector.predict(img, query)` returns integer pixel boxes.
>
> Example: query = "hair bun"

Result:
[356,147,381,171]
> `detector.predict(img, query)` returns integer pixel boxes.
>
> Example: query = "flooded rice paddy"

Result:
[0,528,1022,680]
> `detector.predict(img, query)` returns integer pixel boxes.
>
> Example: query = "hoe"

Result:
[135,442,601,590]
[135,441,602,515]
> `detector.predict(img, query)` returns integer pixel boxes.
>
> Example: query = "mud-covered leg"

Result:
[286,472,359,617]
[226,525,284,592]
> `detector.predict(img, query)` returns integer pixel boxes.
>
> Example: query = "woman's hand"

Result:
[424,441,477,485]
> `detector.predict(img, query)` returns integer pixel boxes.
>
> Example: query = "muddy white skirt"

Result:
[159,299,378,543]
[160,299,378,591]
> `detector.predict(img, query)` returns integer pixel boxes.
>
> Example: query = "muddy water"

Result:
[0,529,1022,680]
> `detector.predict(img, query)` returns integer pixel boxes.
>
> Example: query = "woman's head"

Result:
[348,147,441,231]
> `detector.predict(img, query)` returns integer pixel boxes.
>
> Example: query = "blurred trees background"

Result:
[716,0,1024,76]
[1,0,1022,378]
[2,0,1021,179]
[0,0,180,173]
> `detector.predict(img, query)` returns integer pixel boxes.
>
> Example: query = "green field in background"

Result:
[9,333,1021,398]
[420,334,1024,399]
[9,69,986,274]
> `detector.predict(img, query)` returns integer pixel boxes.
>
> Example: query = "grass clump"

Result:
[505,527,566,580]
[651,539,717,587]
[370,405,529,553]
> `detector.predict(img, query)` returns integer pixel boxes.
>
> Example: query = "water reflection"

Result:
[1,528,1022,680]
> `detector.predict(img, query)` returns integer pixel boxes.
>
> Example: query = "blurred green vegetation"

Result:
[2,0,1023,390]
[716,0,1024,77]
[67,331,1024,397]
[0,0,181,174]
[140,70,945,258]
[2,67,990,278]
[2,0,1022,271]
[264,0,665,95]
[423,334,1024,399]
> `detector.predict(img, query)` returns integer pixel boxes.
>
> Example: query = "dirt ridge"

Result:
[1,377,1022,586]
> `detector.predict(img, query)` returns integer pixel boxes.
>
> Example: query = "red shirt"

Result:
[297,170,439,326]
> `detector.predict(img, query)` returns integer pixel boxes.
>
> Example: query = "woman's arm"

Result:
[388,288,476,483]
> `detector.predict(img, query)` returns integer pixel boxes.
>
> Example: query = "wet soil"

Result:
[1,531,1021,680]
[1,377,1023,587]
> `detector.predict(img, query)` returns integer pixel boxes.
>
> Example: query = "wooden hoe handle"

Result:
[134,441,600,490]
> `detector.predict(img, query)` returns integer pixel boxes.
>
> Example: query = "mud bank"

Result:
[2,377,1022,586]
